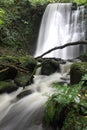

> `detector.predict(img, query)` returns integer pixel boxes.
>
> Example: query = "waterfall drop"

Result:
[35,3,86,59]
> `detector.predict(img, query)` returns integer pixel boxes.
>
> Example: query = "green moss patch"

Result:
[70,62,87,84]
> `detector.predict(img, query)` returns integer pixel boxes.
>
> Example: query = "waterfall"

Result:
[34,3,86,59]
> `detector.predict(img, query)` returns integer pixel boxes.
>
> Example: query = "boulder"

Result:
[17,89,33,99]
[18,55,37,73]
[41,59,60,75]
[14,71,34,87]
[0,81,18,93]
[70,62,87,84]
[0,55,36,88]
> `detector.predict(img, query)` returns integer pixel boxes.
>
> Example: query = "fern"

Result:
[44,80,87,129]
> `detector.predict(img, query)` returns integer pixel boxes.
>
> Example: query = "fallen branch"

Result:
[0,62,30,74]
[36,41,87,59]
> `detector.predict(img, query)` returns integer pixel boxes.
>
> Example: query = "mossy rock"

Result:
[14,71,34,87]
[0,67,17,81]
[70,62,87,85]
[41,59,60,75]
[62,109,87,130]
[78,53,87,62]
[0,81,18,93]
[18,55,37,73]
[0,55,19,64]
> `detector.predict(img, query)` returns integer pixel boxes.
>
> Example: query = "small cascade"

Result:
[34,3,86,59]
[0,62,72,130]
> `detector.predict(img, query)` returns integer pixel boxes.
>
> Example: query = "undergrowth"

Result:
[44,74,87,130]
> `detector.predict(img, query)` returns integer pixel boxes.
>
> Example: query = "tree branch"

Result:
[36,41,87,59]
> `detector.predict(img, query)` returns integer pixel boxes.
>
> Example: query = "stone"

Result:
[17,89,33,99]
[41,59,60,75]
[0,81,18,93]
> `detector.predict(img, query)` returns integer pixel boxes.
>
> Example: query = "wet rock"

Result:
[0,81,18,93]
[41,59,60,75]
[14,71,34,87]
[17,89,33,99]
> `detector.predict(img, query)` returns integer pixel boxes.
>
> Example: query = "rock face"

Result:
[70,62,87,84]
[0,55,37,93]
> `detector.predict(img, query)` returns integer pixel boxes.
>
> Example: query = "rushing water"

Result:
[0,71,68,130]
[35,3,86,59]
[0,59,72,130]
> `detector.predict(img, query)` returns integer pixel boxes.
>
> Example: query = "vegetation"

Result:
[44,77,87,130]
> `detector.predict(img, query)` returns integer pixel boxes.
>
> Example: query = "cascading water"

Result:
[35,3,86,59]
[0,72,67,130]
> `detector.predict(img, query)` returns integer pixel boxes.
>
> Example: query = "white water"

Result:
[0,71,69,130]
[35,3,86,59]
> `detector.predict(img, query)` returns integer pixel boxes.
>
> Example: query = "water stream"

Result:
[0,71,68,130]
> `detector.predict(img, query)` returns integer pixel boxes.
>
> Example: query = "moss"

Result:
[14,71,34,87]
[70,62,87,85]
[19,55,37,72]
[0,81,18,93]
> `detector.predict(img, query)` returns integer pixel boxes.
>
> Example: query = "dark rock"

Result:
[0,81,18,93]
[72,3,77,10]
[70,62,87,84]
[17,89,33,99]
[0,67,17,81]
[41,59,60,75]
[14,71,34,87]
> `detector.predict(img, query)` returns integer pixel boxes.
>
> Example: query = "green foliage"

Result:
[29,0,87,5]
[44,80,87,129]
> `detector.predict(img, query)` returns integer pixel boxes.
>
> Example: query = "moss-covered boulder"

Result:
[0,55,37,72]
[0,55,37,88]
[70,62,87,85]
[0,81,18,93]
[41,59,60,75]
[14,71,34,87]
[18,55,37,73]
